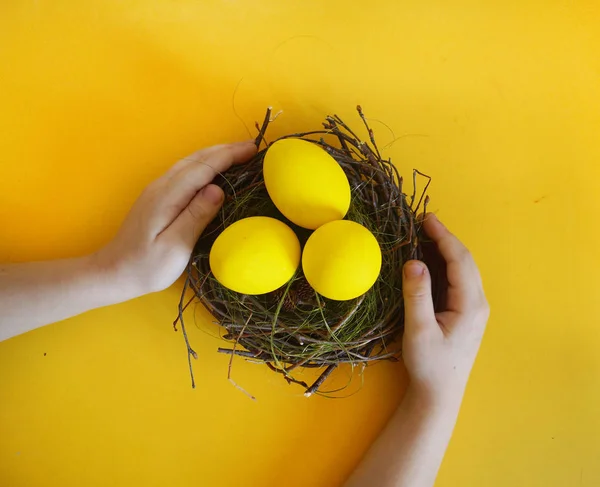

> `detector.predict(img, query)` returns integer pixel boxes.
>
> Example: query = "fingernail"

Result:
[202,185,223,205]
[404,261,426,278]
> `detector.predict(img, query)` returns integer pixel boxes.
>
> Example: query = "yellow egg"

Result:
[302,220,382,301]
[210,217,301,295]
[263,138,351,230]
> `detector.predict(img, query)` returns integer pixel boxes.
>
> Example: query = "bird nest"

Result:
[175,106,435,397]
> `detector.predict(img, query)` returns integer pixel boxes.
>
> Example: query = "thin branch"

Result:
[304,364,337,397]
[218,348,259,358]
[413,170,432,215]
[254,107,272,149]
[228,313,256,401]
[177,273,198,388]
[357,105,381,159]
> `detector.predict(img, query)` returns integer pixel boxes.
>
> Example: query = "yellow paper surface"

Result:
[1,1,599,486]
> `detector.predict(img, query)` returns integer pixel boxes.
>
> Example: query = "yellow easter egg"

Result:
[263,138,351,230]
[302,220,382,301]
[210,217,301,295]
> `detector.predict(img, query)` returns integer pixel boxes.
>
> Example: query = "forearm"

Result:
[0,255,124,341]
[0,142,256,342]
[345,387,462,487]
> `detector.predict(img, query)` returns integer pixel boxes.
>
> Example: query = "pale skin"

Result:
[0,141,489,487]
[345,216,489,487]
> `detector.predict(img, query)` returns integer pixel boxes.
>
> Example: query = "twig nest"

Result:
[176,106,434,397]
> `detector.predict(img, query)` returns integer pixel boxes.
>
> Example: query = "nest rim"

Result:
[176,106,433,397]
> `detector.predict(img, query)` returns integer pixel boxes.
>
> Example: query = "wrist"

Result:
[403,381,465,418]
[84,252,140,305]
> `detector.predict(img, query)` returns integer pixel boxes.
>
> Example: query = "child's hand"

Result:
[401,214,489,407]
[95,141,257,299]
[346,216,488,487]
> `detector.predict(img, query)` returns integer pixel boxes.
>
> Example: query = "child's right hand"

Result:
[346,217,488,487]
[401,214,489,408]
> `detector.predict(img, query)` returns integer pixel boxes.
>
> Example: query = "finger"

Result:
[163,184,224,249]
[422,214,483,312]
[165,140,256,178]
[149,142,256,235]
[169,141,256,201]
[402,260,439,337]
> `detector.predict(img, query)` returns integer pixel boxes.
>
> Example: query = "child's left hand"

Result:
[1,141,256,339]
[94,141,257,299]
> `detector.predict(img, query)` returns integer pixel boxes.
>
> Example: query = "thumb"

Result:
[167,184,224,248]
[402,260,437,335]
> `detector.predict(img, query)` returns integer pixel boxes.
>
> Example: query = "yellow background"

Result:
[1,1,599,486]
